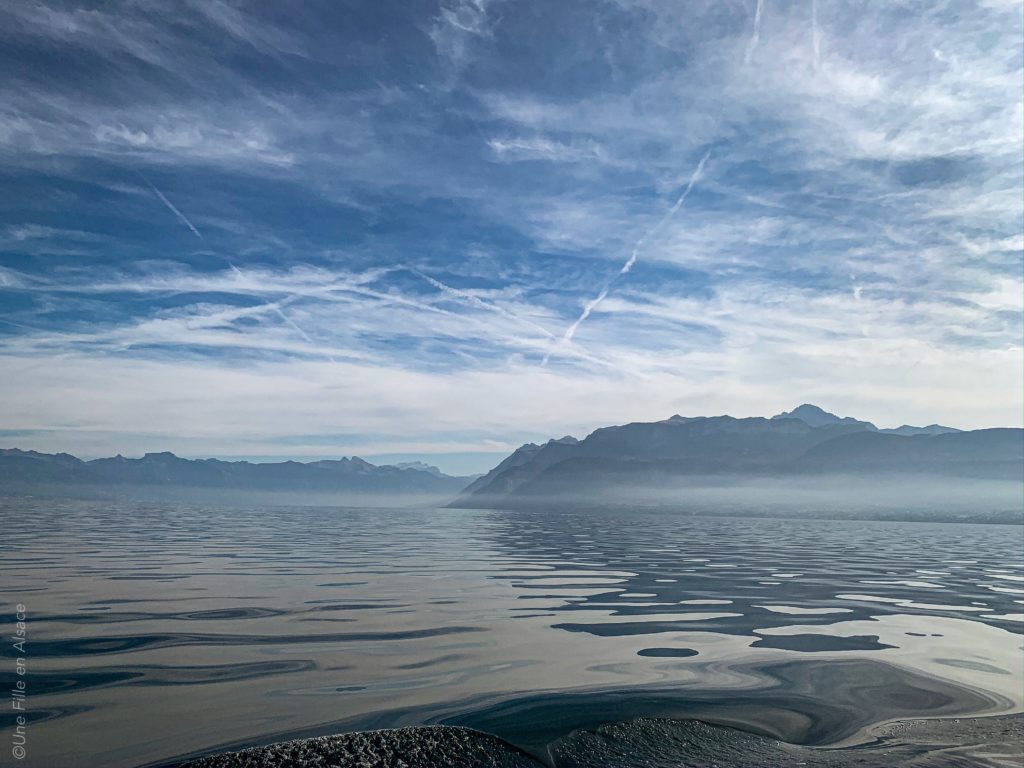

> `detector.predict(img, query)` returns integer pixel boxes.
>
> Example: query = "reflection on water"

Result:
[0,498,1021,767]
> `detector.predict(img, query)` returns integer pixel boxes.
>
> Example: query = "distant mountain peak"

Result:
[880,424,962,436]
[393,461,444,477]
[548,436,579,445]
[772,404,875,429]
[773,404,835,421]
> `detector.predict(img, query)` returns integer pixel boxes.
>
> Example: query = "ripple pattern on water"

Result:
[0,499,1021,768]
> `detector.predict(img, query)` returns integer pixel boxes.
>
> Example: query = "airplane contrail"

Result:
[542,150,711,365]
[227,263,338,363]
[142,176,203,239]
[744,0,764,64]
[811,0,821,68]
[273,306,337,362]
[412,269,555,339]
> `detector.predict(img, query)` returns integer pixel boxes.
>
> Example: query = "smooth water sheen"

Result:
[0,498,1021,768]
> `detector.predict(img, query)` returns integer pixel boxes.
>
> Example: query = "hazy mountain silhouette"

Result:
[393,461,446,477]
[771,403,876,429]
[0,449,470,496]
[451,406,1021,509]
[2,405,1017,512]
[771,404,959,435]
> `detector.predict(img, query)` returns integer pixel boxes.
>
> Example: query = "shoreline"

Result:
[171,711,1024,768]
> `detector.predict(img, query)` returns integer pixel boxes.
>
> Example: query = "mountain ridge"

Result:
[1,405,1016,509]
[450,405,1020,508]
[0,448,472,496]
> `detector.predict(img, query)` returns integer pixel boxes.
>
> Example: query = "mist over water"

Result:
[0,497,1021,767]
[467,475,1024,523]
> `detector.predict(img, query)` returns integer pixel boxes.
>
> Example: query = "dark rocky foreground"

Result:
[181,726,539,768]
[180,714,1023,768]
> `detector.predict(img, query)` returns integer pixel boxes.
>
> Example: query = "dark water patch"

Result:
[28,669,143,695]
[35,606,287,624]
[29,626,486,657]
[442,659,1003,752]
[183,608,285,621]
[637,647,699,658]
[296,617,358,623]
[315,581,369,587]
[935,658,1011,675]
[0,705,92,730]
[396,654,469,670]
[751,634,897,652]
[27,661,315,697]
[551,619,740,636]
[85,596,269,605]
[134,660,318,687]
[306,603,401,611]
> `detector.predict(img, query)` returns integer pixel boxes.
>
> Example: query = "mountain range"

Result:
[1,405,1020,511]
[0,449,471,497]
[449,404,1022,509]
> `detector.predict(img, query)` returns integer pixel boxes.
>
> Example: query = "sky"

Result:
[0,0,1021,474]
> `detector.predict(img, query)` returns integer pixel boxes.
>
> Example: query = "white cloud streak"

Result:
[413,269,556,340]
[810,0,821,68]
[543,149,711,364]
[744,0,765,64]
[142,177,203,239]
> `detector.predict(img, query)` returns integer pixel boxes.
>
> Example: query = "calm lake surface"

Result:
[1,498,1022,767]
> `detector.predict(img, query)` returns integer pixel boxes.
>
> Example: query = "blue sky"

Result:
[0,0,1021,474]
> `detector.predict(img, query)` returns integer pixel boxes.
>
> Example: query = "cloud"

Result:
[744,0,764,64]
[430,0,495,74]
[0,0,1020,459]
[487,136,608,164]
[810,0,821,68]
[412,269,557,341]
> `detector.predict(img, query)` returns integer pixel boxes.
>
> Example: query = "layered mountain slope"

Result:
[800,428,1022,477]
[452,406,1021,508]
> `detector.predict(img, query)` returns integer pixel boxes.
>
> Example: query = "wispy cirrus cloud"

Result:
[430,0,497,76]
[744,0,765,64]
[487,136,609,164]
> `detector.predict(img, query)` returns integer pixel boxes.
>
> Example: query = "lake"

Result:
[1,498,1021,767]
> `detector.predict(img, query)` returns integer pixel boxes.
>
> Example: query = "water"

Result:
[0,498,1022,767]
